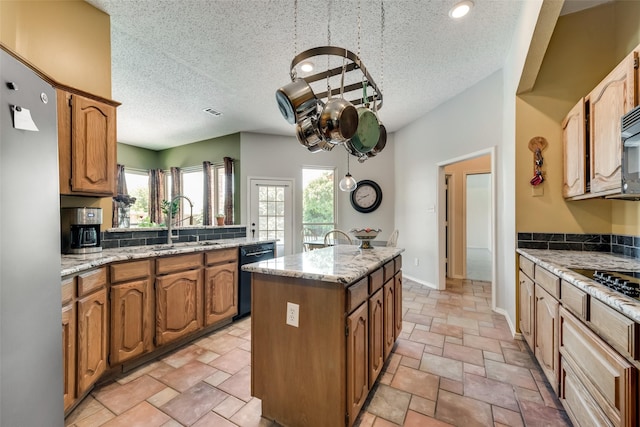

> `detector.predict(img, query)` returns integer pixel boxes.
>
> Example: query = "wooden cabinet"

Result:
[560,307,636,427]
[394,270,403,339]
[588,51,637,195]
[518,270,535,350]
[203,249,238,326]
[110,260,153,364]
[534,284,559,393]
[562,98,586,198]
[368,288,384,388]
[347,302,369,427]
[57,89,118,196]
[61,277,76,412]
[155,268,203,346]
[383,280,396,359]
[562,44,639,199]
[76,268,108,396]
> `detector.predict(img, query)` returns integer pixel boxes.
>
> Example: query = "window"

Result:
[124,170,150,227]
[301,167,336,242]
[180,167,204,225]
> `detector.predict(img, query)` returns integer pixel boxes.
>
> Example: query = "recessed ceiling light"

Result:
[300,62,314,72]
[449,0,473,19]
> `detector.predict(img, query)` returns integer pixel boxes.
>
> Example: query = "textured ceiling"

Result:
[86,0,529,151]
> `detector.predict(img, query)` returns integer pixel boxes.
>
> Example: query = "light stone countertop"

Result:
[242,245,405,285]
[61,237,276,277]
[517,249,640,323]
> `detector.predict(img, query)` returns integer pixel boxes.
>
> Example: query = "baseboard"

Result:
[493,306,517,338]
[402,274,438,289]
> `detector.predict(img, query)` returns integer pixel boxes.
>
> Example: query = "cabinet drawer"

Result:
[560,307,636,427]
[560,280,588,320]
[61,276,75,305]
[205,248,237,266]
[589,298,639,360]
[347,277,369,313]
[383,260,395,283]
[394,256,402,273]
[519,256,534,279]
[560,356,613,427]
[535,265,559,299]
[369,268,384,294]
[110,260,151,283]
[77,267,107,297]
[156,253,202,275]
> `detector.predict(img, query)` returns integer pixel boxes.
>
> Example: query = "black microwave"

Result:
[622,105,640,194]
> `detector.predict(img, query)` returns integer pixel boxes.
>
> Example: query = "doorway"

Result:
[442,153,493,283]
[248,178,294,257]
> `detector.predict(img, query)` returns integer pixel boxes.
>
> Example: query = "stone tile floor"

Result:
[65,278,572,426]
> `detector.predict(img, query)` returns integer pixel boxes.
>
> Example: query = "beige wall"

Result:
[0,0,112,98]
[1,0,114,229]
[444,155,491,278]
[516,1,640,235]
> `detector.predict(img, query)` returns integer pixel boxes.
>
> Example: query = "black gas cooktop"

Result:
[569,268,640,300]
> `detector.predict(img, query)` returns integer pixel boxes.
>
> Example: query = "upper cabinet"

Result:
[57,89,119,197]
[562,45,639,200]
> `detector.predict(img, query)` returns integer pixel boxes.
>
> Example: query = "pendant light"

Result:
[339,148,358,192]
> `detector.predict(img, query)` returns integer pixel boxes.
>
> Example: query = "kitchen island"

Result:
[243,245,404,427]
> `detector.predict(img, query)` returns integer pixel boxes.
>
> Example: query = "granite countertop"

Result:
[242,245,405,285]
[517,249,640,322]
[61,237,276,277]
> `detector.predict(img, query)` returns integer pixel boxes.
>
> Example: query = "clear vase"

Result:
[118,206,130,228]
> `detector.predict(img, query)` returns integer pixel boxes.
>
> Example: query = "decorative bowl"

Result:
[350,228,381,249]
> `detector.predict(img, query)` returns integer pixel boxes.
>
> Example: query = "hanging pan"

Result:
[276,78,317,124]
[350,81,380,154]
[319,58,358,143]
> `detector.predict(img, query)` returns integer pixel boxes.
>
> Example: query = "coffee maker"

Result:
[61,207,102,254]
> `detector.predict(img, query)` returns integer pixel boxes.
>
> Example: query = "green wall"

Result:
[117,133,242,224]
[516,0,640,236]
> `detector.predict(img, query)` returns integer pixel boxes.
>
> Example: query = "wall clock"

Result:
[350,180,382,213]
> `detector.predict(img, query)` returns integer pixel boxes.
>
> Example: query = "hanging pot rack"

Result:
[290,46,383,110]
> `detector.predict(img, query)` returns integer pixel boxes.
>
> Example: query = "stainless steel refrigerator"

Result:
[1,48,63,426]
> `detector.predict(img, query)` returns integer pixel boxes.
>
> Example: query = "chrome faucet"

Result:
[166,195,194,244]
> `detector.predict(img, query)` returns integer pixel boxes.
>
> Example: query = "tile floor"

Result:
[65,278,572,427]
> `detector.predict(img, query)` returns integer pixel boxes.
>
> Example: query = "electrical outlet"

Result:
[414,258,419,266]
[286,302,299,327]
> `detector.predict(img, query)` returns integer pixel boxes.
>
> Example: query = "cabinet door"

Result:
[204,262,238,326]
[562,98,586,198]
[519,271,535,350]
[70,94,116,195]
[394,272,403,340]
[589,51,636,194]
[368,288,384,388]
[62,303,76,411]
[383,280,395,359]
[155,269,202,346]
[110,278,153,364]
[347,302,368,427]
[77,288,108,396]
[534,284,559,394]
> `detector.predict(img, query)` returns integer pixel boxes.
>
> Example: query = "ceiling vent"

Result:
[203,108,222,117]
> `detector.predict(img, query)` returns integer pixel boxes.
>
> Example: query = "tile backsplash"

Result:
[101,226,247,249]
[517,233,639,259]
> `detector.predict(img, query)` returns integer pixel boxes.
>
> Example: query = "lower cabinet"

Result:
[204,249,238,326]
[110,260,153,364]
[519,270,535,350]
[61,276,76,412]
[534,284,559,393]
[368,288,384,388]
[76,284,108,396]
[383,280,396,359]
[155,268,203,346]
[394,270,403,339]
[347,302,369,427]
[560,307,636,427]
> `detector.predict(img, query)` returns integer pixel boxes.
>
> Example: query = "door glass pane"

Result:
[257,184,287,245]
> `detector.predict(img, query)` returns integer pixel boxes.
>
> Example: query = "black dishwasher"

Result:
[236,242,275,319]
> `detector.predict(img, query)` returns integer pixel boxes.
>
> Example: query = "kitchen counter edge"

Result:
[242,245,405,286]
[61,238,277,277]
[517,248,640,323]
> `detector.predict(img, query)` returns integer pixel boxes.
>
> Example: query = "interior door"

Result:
[249,178,293,256]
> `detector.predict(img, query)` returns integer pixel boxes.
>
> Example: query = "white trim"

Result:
[494,306,517,338]
[402,274,438,289]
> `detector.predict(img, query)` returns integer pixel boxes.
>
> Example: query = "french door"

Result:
[248,178,293,256]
